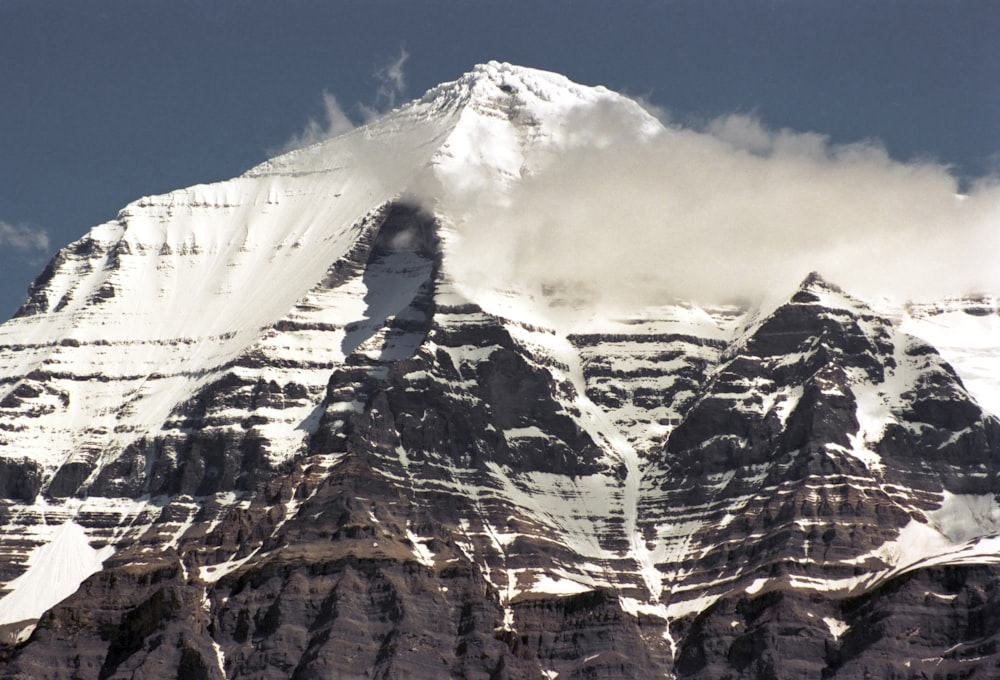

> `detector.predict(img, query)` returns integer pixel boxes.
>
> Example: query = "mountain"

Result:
[2,62,1000,679]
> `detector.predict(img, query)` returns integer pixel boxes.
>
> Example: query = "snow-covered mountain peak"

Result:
[790,270,872,310]
[240,62,661,219]
[421,61,637,118]
[744,270,868,322]
[420,62,663,196]
[798,270,841,292]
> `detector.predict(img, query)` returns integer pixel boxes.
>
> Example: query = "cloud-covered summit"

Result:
[437,97,999,309]
[277,61,998,313]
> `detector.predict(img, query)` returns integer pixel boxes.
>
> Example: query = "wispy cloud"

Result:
[362,47,410,120]
[281,47,411,152]
[438,106,1000,309]
[0,221,50,257]
[278,91,356,153]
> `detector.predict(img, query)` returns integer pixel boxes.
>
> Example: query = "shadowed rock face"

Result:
[672,563,1000,680]
[2,207,1000,680]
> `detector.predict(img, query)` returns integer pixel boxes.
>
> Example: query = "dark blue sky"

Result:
[1,0,997,319]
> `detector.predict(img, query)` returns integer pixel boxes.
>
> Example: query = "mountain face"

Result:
[1,62,1000,679]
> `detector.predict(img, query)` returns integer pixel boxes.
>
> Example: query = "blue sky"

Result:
[1,0,997,319]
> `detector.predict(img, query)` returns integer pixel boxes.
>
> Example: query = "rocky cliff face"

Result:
[1,63,999,679]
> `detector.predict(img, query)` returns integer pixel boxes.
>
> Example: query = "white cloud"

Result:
[362,47,410,120]
[381,47,409,97]
[280,91,355,152]
[0,221,50,255]
[437,108,1000,309]
[281,47,411,152]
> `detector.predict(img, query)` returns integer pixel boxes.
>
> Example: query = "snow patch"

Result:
[0,520,114,625]
[843,519,950,570]
[406,526,436,568]
[823,616,848,639]
[530,574,594,596]
[928,491,1000,543]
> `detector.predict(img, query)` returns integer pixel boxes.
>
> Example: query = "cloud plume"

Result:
[282,47,411,151]
[364,47,410,119]
[440,108,1000,309]
[280,92,355,152]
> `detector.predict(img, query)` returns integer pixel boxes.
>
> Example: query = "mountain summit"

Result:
[2,64,1000,679]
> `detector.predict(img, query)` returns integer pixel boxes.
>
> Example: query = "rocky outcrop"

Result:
[672,561,1000,679]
